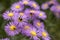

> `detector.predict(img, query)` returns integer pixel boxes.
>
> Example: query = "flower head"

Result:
[24,9,37,19]
[3,10,17,20]
[5,22,19,36]
[28,1,40,10]
[35,11,47,20]
[50,5,60,12]
[41,29,50,40]
[13,12,28,27]
[33,20,44,29]
[41,2,49,10]
[48,0,58,5]
[11,1,24,11]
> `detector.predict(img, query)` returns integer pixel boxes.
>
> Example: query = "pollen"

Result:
[42,32,47,37]
[15,5,20,9]
[30,31,37,36]
[8,12,14,17]
[37,22,41,26]
[23,1,28,5]
[10,25,16,31]
[24,26,30,30]
[32,3,37,8]
[20,12,24,16]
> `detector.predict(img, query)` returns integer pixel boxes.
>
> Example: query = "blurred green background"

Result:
[0,0,60,40]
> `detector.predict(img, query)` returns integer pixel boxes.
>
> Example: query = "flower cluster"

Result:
[3,0,50,40]
[41,0,60,18]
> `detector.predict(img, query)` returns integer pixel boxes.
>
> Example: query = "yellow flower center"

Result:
[23,1,28,5]
[30,31,37,36]
[24,26,30,30]
[8,12,14,17]
[32,3,37,8]
[44,4,48,8]
[30,10,35,13]
[10,25,16,31]
[15,5,20,9]
[20,12,24,16]
[39,13,43,16]
[37,22,41,26]
[42,32,47,37]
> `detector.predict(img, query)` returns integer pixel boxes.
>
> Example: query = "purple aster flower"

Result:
[13,12,28,27]
[10,1,24,12]
[2,38,10,40]
[48,0,58,5]
[42,30,50,40]
[24,9,38,19]
[38,29,50,40]
[50,5,60,12]
[5,22,20,36]
[21,23,32,36]
[28,27,40,40]
[28,1,40,10]
[3,10,18,20]
[41,2,49,10]
[22,26,40,40]
[50,5,55,12]
[33,19,45,29]
[35,11,47,20]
